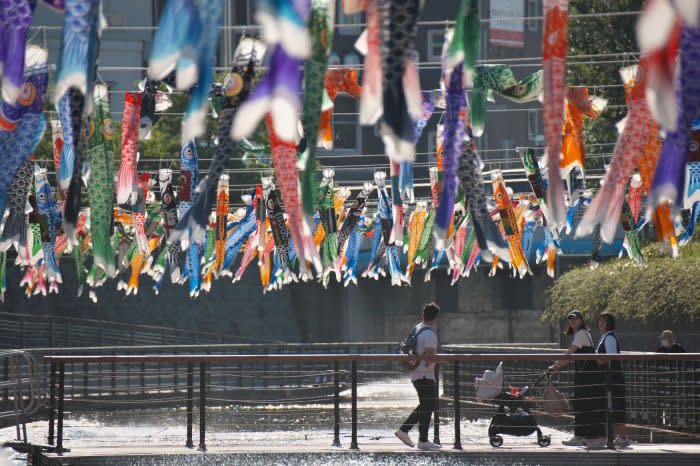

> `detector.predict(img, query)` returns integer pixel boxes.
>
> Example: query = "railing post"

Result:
[140,361,146,397]
[263,348,269,388]
[56,363,65,455]
[3,358,8,400]
[199,361,207,451]
[174,362,179,394]
[186,362,193,448]
[433,363,440,445]
[19,321,24,348]
[350,360,358,450]
[605,363,614,449]
[111,353,117,396]
[47,362,56,445]
[82,362,88,398]
[332,361,341,447]
[453,360,462,450]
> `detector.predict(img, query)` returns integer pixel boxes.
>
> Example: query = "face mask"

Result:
[662,339,673,348]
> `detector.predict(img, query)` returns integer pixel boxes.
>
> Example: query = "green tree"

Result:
[544,239,700,325]
[567,0,645,177]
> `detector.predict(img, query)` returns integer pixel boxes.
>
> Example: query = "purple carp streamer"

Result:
[649,24,700,210]
[0,0,38,104]
[434,28,465,251]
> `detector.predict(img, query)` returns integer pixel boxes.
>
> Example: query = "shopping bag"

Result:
[541,380,568,415]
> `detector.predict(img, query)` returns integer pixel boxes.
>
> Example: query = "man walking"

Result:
[395,302,441,450]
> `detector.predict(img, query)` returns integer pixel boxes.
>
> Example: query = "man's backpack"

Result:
[398,325,434,371]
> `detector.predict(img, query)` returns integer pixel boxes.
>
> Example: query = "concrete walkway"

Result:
[36,442,700,466]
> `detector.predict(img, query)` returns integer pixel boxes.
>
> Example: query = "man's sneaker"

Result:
[416,441,442,451]
[585,437,608,450]
[561,436,586,446]
[394,430,414,448]
[613,436,631,447]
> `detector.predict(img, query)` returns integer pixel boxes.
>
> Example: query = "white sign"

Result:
[490,0,525,48]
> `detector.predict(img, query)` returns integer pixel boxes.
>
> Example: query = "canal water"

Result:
[0,379,568,465]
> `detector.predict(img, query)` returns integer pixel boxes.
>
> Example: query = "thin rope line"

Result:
[27,11,642,32]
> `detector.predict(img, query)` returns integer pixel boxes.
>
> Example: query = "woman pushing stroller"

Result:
[547,310,607,448]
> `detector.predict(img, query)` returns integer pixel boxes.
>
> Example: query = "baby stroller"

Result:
[475,362,551,448]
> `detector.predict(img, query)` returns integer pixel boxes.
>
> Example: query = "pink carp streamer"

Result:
[266,115,321,276]
[542,0,568,229]
[115,92,142,205]
[577,59,655,242]
[357,0,381,125]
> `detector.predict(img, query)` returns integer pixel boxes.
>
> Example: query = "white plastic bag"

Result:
[475,362,503,402]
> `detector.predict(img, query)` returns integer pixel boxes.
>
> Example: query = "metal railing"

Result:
[0,350,43,443]
[5,342,396,406]
[0,311,253,349]
[442,348,700,435]
[42,352,700,455]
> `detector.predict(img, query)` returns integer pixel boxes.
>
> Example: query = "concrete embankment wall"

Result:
[1,257,697,351]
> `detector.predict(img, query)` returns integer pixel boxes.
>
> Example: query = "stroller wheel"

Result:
[538,435,551,447]
[489,435,503,447]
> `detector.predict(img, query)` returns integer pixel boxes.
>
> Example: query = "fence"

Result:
[442,348,699,435]
[41,352,700,455]
[0,311,254,349]
[8,342,394,399]
[0,351,43,443]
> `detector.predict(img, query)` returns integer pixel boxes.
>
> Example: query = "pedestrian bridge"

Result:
[0,348,694,465]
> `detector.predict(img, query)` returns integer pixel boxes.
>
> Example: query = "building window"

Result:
[328,53,341,67]
[343,53,360,66]
[502,138,514,167]
[476,133,488,156]
[333,115,359,151]
[427,131,437,156]
[427,29,445,62]
[527,108,540,140]
[527,0,539,32]
[337,1,363,35]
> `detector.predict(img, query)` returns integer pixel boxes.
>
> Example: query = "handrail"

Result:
[0,350,43,444]
[43,352,700,364]
[0,311,273,344]
[29,341,396,353]
[43,351,700,455]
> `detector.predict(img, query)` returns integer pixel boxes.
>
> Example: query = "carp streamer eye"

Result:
[185,147,193,158]
[18,82,36,106]
[226,73,244,96]
[103,120,114,140]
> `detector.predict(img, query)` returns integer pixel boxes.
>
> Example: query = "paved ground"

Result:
[33,442,700,466]
[3,380,699,465]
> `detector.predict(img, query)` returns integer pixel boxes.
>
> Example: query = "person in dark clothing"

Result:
[395,303,440,451]
[548,310,606,448]
[596,312,629,447]
[656,330,686,353]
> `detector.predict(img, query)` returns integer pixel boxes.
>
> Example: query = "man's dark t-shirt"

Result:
[656,343,686,353]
